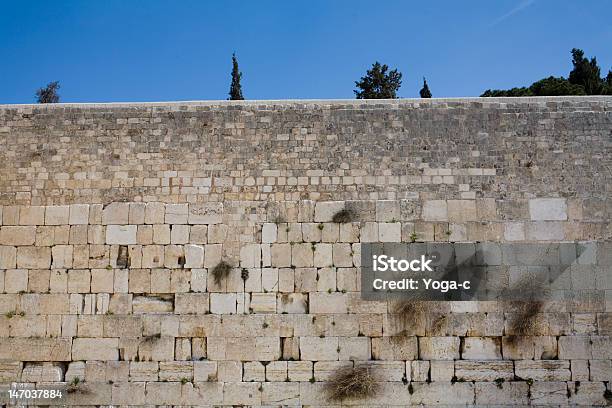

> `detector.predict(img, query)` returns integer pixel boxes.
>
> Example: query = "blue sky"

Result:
[1,0,610,103]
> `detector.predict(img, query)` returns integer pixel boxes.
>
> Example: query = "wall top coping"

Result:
[1,96,610,111]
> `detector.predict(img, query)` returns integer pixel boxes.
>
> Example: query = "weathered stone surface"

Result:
[106,225,137,244]
[0,99,609,406]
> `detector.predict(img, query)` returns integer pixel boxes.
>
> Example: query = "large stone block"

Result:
[0,338,71,361]
[106,225,137,244]
[422,200,448,221]
[0,226,36,245]
[102,203,129,225]
[529,198,567,221]
[419,337,460,360]
[16,246,51,268]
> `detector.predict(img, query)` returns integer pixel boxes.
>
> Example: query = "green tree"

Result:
[568,48,603,95]
[482,48,609,97]
[228,53,244,100]
[36,81,60,103]
[419,77,432,98]
[481,77,585,97]
[354,62,402,99]
[529,76,585,96]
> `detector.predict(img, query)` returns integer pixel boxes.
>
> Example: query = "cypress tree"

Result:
[419,77,432,98]
[228,53,244,100]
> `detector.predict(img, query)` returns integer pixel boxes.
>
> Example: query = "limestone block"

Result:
[313,243,332,267]
[144,202,166,224]
[17,246,51,269]
[264,361,287,382]
[101,203,128,225]
[422,200,448,221]
[52,245,73,268]
[133,296,173,313]
[91,269,114,293]
[0,226,36,245]
[69,204,90,225]
[68,269,91,293]
[159,361,193,381]
[142,245,164,268]
[570,359,589,380]
[338,336,370,360]
[70,224,88,244]
[188,268,207,293]
[332,243,353,267]
[165,204,188,224]
[515,360,571,381]
[300,336,339,361]
[360,361,403,382]
[72,338,119,361]
[138,336,175,361]
[194,361,218,381]
[361,222,378,242]
[529,198,567,221]
[0,338,71,361]
[218,361,242,382]
[126,202,145,224]
[254,268,274,292]
[208,224,228,243]
[410,360,430,381]
[45,205,70,225]
[106,225,137,245]
[240,244,261,268]
[210,293,237,314]
[171,224,189,244]
[250,293,276,313]
[462,337,502,360]
[316,267,335,291]
[203,244,222,268]
[321,223,339,242]
[474,382,529,405]
[379,222,401,242]
[188,203,223,224]
[371,336,417,360]
[376,200,400,222]
[454,361,514,381]
[526,221,565,240]
[21,362,65,382]
[288,361,312,381]
[419,336,460,360]
[181,244,203,268]
[130,361,159,381]
[271,243,291,267]
[430,360,454,381]
[163,245,183,268]
[0,246,16,268]
[291,243,313,267]
[448,200,477,222]
[19,206,45,225]
[175,293,209,314]
[504,222,525,241]
[339,223,360,242]
[310,292,347,313]
[589,359,612,380]
[188,225,207,245]
[222,382,261,406]
[558,336,592,359]
[277,293,307,314]
[314,201,345,222]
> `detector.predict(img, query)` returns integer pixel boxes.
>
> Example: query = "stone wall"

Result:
[0,97,610,406]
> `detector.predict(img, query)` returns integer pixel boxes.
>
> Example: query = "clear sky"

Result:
[1,0,610,103]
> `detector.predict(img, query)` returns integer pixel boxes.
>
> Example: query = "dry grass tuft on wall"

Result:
[212,261,232,285]
[324,364,380,402]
